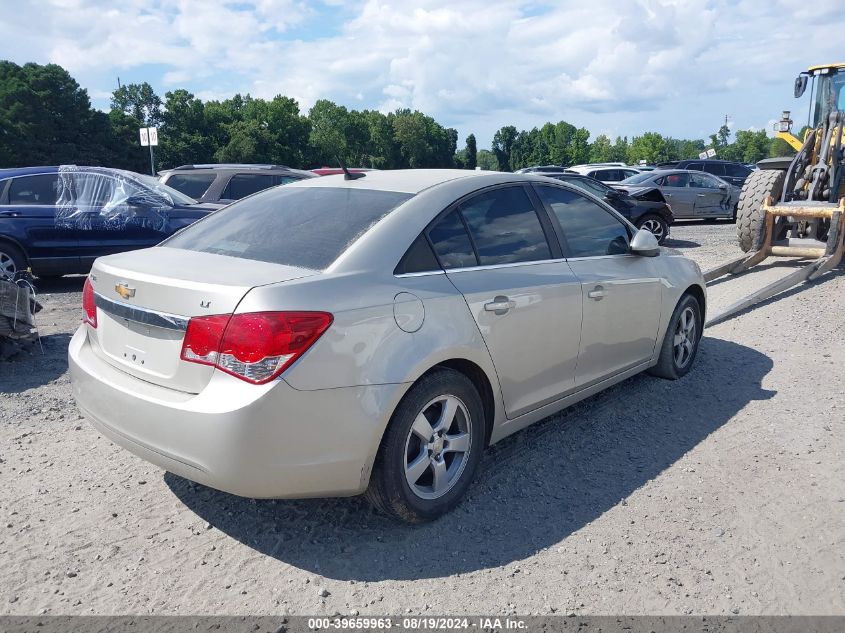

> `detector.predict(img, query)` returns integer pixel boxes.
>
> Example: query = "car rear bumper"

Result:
[68,326,406,499]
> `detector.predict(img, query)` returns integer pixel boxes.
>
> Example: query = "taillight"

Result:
[180,311,332,384]
[82,277,97,328]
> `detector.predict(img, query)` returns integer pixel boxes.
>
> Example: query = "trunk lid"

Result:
[87,246,317,393]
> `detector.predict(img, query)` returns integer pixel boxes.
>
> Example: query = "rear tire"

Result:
[648,293,702,380]
[0,242,26,278]
[366,368,485,523]
[636,214,669,244]
[736,169,785,252]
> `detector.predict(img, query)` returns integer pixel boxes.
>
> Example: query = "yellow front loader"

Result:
[704,63,845,324]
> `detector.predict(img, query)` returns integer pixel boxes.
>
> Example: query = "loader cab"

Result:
[794,64,845,129]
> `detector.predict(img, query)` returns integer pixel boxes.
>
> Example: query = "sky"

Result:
[1,0,844,149]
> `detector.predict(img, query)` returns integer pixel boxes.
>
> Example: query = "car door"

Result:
[688,173,727,216]
[0,173,81,272]
[427,185,583,418]
[656,172,694,217]
[534,184,662,388]
[70,172,172,265]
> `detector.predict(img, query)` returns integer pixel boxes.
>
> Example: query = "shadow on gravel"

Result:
[0,332,72,392]
[663,237,700,248]
[167,336,775,581]
[32,275,86,295]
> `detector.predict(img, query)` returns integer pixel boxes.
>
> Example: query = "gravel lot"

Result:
[1,221,843,616]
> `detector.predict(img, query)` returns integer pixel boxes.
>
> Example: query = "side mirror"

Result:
[794,75,808,99]
[718,183,729,190]
[605,189,622,199]
[125,195,147,207]
[629,228,660,257]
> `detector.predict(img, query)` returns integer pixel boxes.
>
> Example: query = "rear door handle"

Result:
[0,210,20,217]
[587,286,606,300]
[696,194,706,197]
[484,296,516,313]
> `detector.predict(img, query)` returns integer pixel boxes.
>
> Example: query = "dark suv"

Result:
[0,166,219,277]
[668,160,752,187]
[158,164,316,204]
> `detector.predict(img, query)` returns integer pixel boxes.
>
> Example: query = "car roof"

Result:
[160,165,316,178]
[284,169,527,194]
[677,159,745,165]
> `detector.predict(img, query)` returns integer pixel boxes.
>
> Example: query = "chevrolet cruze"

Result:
[69,170,705,522]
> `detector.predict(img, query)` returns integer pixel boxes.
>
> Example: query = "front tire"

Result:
[0,242,26,278]
[736,169,785,252]
[366,368,485,522]
[636,214,669,244]
[649,293,702,380]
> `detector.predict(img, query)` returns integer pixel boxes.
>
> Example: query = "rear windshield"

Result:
[621,172,655,185]
[162,186,413,270]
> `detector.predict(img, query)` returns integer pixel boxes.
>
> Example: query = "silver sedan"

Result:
[619,169,739,220]
[69,170,706,522]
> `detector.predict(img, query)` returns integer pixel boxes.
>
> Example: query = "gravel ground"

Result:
[1,221,843,616]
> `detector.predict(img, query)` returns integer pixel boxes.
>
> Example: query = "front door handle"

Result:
[0,210,20,217]
[484,296,516,313]
[587,286,606,300]
[696,193,706,197]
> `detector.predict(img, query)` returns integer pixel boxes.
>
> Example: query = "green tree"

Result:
[476,149,498,171]
[492,125,518,171]
[733,129,770,163]
[464,133,477,170]
[610,136,629,162]
[589,134,613,163]
[111,82,162,126]
[628,132,668,164]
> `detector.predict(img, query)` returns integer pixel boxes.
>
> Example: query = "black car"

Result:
[0,166,219,278]
[539,172,674,243]
[663,160,752,187]
[158,164,317,204]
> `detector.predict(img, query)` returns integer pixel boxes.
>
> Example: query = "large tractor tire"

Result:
[736,169,786,252]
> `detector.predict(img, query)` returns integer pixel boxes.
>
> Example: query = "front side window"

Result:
[567,177,610,198]
[458,186,551,266]
[165,173,216,199]
[8,175,60,205]
[685,162,703,171]
[689,173,721,189]
[658,173,690,188]
[536,185,630,258]
[163,186,412,270]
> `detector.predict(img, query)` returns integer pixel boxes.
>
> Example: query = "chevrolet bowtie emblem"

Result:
[115,283,136,299]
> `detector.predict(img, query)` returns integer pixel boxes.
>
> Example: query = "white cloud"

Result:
[1,0,844,147]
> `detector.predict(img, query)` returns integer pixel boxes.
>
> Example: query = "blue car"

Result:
[0,166,220,278]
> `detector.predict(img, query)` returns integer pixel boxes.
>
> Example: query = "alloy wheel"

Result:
[673,306,697,368]
[403,394,472,500]
[641,218,665,241]
[0,251,17,277]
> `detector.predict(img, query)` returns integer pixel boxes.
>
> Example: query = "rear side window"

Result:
[458,186,551,266]
[725,163,751,177]
[8,175,60,205]
[222,174,277,200]
[536,185,630,258]
[163,186,412,270]
[428,209,477,269]
[165,173,216,199]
